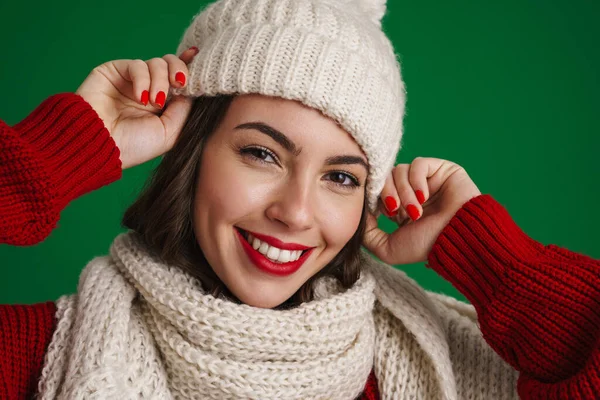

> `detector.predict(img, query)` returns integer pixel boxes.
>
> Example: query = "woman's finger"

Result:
[363,212,394,264]
[379,172,400,216]
[412,157,458,202]
[178,46,199,64]
[408,157,432,206]
[363,207,423,265]
[162,54,190,88]
[378,171,409,222]
[111,59,151,106]
[392,163,422,221]
[146,57,170,109]
[158,95,194,151]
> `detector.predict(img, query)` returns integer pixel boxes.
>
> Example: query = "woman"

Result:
[1,0,598,399]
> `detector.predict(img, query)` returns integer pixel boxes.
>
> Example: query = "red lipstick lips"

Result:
[235,228,314,277]
[244,230,311,251]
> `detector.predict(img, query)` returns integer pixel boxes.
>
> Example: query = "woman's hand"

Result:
[362,157,482,265]
[75,47,199,169]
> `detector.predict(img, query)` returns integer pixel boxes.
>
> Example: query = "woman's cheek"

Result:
[220,171,283,219]
[319,192,363,242]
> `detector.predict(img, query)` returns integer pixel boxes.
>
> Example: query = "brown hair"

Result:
[122,95,368,309]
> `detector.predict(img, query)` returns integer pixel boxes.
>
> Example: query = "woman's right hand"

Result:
[75,47,199,169]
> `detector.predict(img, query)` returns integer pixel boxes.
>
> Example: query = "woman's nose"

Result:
[265,179,315,231]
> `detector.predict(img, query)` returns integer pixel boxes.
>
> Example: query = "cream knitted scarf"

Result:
[36,231,476,399]
[36,232,377,399]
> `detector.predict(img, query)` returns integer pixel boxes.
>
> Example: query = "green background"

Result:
[1,1,598,305]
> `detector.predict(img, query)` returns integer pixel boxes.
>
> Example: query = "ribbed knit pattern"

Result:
[427,194,600,399]
[37,232,377,399]
[0,303,380,400]
[0,93,122,246]
[173,0,406,212]
[0,302,56,399]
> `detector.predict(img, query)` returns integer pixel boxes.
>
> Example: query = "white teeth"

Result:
[246,233,304,263]
[279,250,291,263]
[258,241,269,254]
[266,246,280,260]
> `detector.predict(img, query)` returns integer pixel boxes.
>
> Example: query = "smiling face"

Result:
[192,94,368,308]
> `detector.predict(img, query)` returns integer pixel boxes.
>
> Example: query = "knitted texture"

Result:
[0,93,122,246]
[0,302,379,400]
[35,231,523,400]
[36,232,377,399]
[173,0,406,212]
[0,302,57,399]
[427,194,600,399]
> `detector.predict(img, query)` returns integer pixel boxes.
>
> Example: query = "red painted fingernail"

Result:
[415,190,426,205]
[406,204,420,221]
[384,196,398,212]
[141,90,149,106]
[175,72,186,86]
[155,91,166,108]
[189,46,198,52]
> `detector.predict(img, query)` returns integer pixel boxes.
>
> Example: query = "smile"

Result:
[247,232,305,262]
[235,228,314,277]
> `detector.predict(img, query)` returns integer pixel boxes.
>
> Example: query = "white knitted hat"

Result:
[174,0,406,212]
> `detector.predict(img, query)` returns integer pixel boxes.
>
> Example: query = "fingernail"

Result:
[406,204,420,221]
[141,90,149,106]
[384,196,398,213]
[175,72,186,86]
[415,190,426,205]
[155,91,166,108]
[189,46,198,53]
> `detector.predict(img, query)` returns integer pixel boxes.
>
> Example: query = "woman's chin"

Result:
[227,280,298,309]
[241,296,285,309]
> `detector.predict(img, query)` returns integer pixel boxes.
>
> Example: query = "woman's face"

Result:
[193,94,367,308]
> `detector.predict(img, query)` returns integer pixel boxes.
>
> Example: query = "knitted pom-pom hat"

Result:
[174,0,406,212]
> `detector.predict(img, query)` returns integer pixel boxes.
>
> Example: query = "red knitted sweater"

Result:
[0,94,598,399]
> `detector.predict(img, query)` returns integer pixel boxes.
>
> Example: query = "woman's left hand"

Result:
[362,157,482,265]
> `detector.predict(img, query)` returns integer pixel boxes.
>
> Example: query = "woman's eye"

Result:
[326,172,359,188]
[241,147,277,164]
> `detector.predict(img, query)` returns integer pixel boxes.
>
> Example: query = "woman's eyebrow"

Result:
[234,121,368,172]
[235,122,301,156]
[325,155,369,173]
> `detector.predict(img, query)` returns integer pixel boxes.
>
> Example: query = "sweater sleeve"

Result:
[359,370,380,400]
[0,302,57,400]
[0,93,122,246]
[426,194,600,400]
